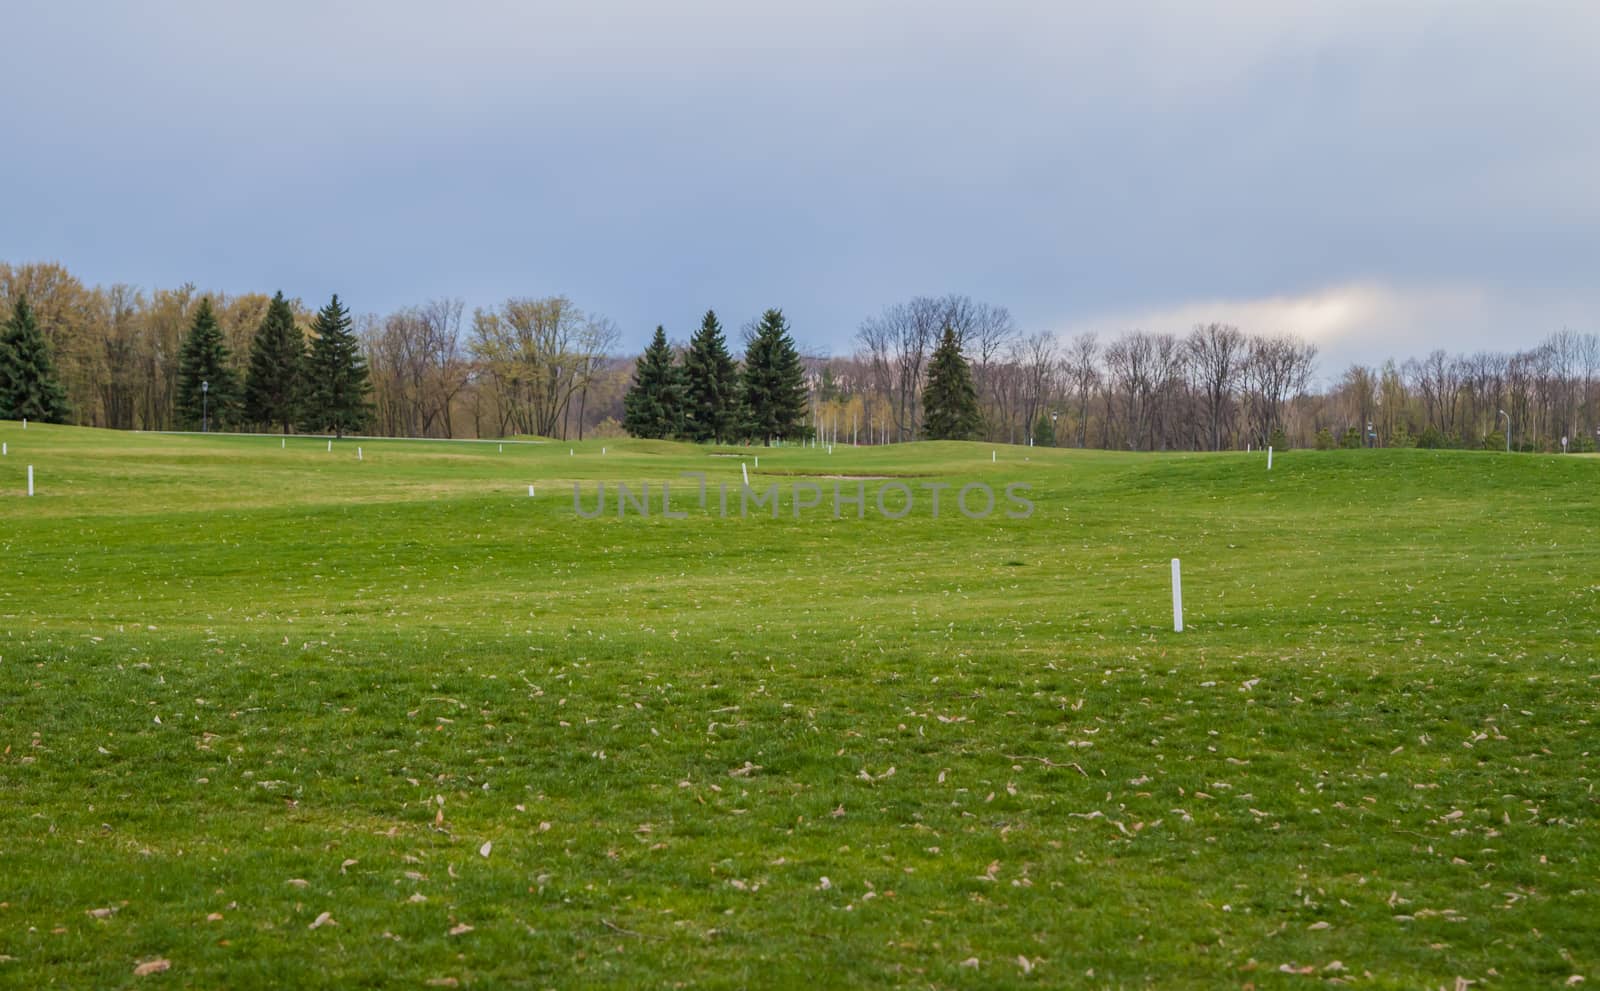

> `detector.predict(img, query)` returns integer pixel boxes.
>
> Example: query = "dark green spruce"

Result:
[921,324,982,440]
[300,294,372,438]
[175,298,239,431]
[622,326,685,439]
[682,310,740,443]
[244,291,305,433]
[740,309,808,443]
[0,295,71,423]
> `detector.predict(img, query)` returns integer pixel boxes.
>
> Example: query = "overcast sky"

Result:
[4,0,1597,371]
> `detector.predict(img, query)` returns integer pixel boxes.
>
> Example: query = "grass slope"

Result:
[0,424,1596,989]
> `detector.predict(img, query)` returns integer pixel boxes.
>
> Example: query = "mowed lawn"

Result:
[0,424,1596,989]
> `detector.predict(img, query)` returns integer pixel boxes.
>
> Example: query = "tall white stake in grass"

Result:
[1171,558,1183,632]
[528,485,535,497]
[1267,446,1273,470]
[741,462,749,486]
[358,447,363,461]
[2,442,6,455]
[327,440,332,452]
[27,465,35,497]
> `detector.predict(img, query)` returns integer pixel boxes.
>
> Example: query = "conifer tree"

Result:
[921,324,982,440]
[175,298,239,430]
[740,309,808,443]
[622,326,685,439]
[244,291,305,433]
[300,294,372,439]
[1032,411,1056,448]
[682,309,739,443]
[0,295,71,423]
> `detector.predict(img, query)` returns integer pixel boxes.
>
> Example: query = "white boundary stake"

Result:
[741,462,749,485]
[281,438,285,448]
[528,484,535,497]
[1171,558,1184,632]
[992,450,996,462]
[754,456,759,468]
[27,465,35,497]
[358,447,363,461]
[499,444,503,453]
[2,442,6,455]
[1267,446,1273,470]
[327,440,332,452]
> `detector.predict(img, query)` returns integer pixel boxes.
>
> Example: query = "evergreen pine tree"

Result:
[682,309,739,443]
[921,324,982,440]
[244,291,305,433]
[740,309,808,443]
[0,295,71,423]
[1032,412,1056,448]
[622,326,685,439]
[175,298,239,430]
[300,294,372,439]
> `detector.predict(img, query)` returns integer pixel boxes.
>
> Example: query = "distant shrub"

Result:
[1390,424,1413,447]
[1482,430,1506,451]
[1314,428,1336,450]
[1269,427,1288,451]
[1341,428,1364,449]
[1416,426,1447,449]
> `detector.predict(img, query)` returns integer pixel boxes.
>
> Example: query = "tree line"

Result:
[3,261,1597,451]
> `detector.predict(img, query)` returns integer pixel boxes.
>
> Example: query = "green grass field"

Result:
[1,423,1596,989]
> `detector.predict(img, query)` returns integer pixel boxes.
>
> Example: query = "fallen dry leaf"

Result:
[479,841,492,859]
[309,911,335,930]
[448,923,474,936]
[133,958,171,976]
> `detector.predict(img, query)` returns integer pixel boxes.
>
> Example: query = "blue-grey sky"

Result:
[4,0,1597,370]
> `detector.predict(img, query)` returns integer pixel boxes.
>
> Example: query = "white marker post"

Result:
[1267,446,1273,471]
[281,438,285,449]
[992,450,996,462]
[27,465,34,497]
[741,462,749,485]
[1171,558,1183,632]
[528,484,536,497]
[754,456,759,468]
[499,444,503,453]
[602,447,606,456]
[357,447,363,461]
[327,440,332,452]
[21,419,26,430]
[2,442,6,455]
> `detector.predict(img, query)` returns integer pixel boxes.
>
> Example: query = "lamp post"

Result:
[1498,409,1510,453]
[202,380,209,433]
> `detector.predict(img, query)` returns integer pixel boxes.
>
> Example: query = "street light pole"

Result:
[202,380,209,433]
[1498,409,1510,453]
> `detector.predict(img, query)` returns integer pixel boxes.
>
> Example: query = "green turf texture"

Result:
[0,424,1595,989]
